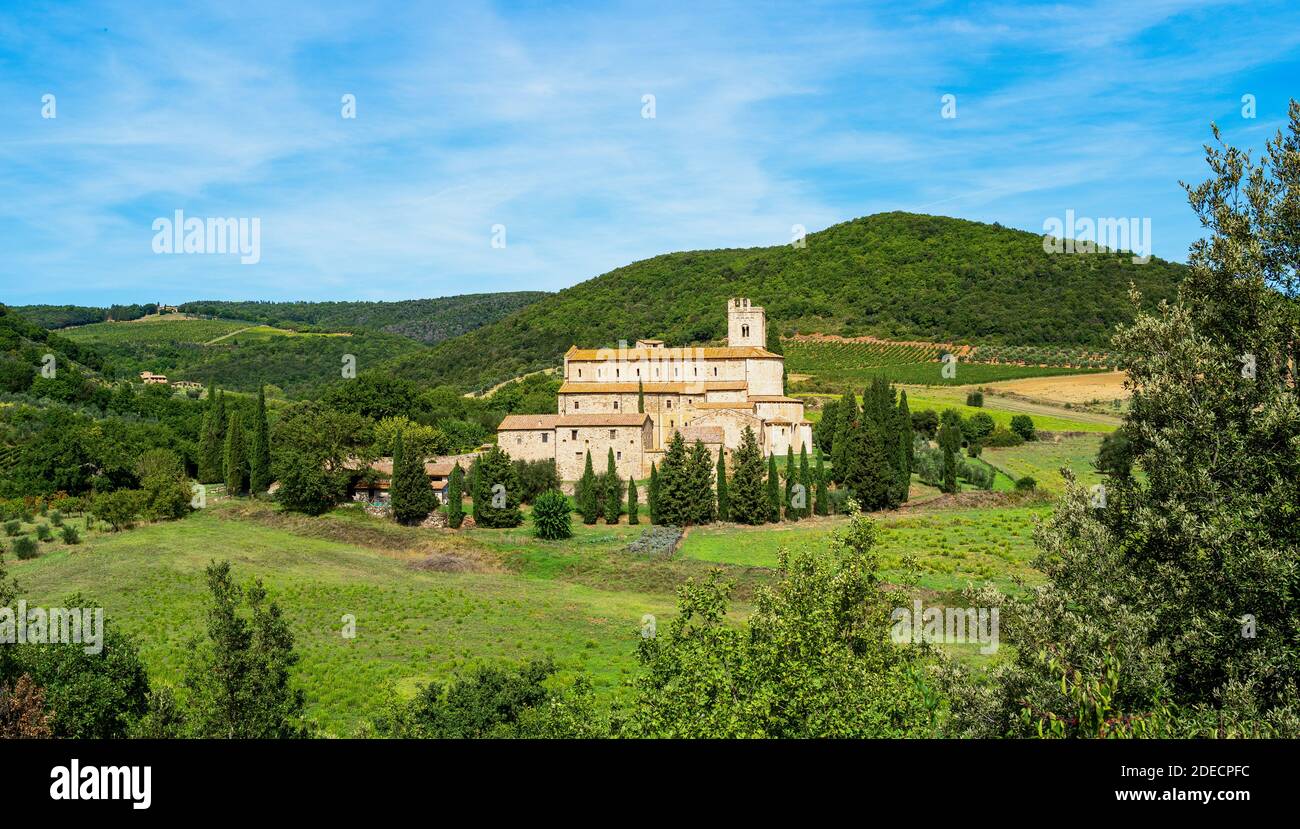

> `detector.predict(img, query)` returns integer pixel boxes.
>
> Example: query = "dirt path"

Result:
[204,325,258,345]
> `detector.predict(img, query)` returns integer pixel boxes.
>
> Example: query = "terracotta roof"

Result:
[497,414,563,431]
[565,345,781,360]
[558,380,748,394]
[555,413,651,427]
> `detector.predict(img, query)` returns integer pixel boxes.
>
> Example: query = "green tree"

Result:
[623,504,935,737]
[637,380,645,414]
[249,386,272,494]
[814,446,829,516]
[830,389,858,484]
[1009,414,1037,442]
[182,561,307,738]
[223,411,248,496]
[654,432,692,526]
[471,445,522,528]
[274,451,340,516]
[894,390,912,504]
[715,451,730,522]
[604,449,622,524]
[648,462,659,525]
[391,428,437,525]
[577,450,598,525]
[687,440,716,525]
[766,453,780,522]
[197,386,226,484]
[937,409,962,494]
[446,463,466,528]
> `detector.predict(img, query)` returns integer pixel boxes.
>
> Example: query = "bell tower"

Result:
[727,297,766,348]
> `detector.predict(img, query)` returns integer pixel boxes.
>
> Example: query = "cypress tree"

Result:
[648,462,659,525]
[798,443,812,518]
[938,409,962,494]
[729,426,767,524]
[814,446,829,516]
[655,432,691,526]
[223,410,247,496]
[766,453,781,522]
[249,385,272,494]
[391,428,437,524]
[198,386,226,484]
[637,381,645,414]
[841,415,891,510]
[831,389,857,484]
[604,448,622,524]
[895,389,912,504]
[578,450,598,524]
[783,450,799,521]
[627,476,639,525]
[446,463,465,528]
[688,440,715,525]
[715,450,730,522]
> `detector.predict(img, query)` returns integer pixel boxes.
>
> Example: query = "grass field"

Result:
[680,503,1050,593]
[63,316,256,345]
[981,434,1105,493]
[802,386,1118,434]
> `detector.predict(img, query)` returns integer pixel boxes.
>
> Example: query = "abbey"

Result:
[498,298,813,481]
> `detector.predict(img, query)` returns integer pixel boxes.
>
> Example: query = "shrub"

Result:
[1009,415,1037,441]
[625,525,683,557]
[3,520,19,537]
[984,427,1024,447]
[90,489,147,531]
[1014,476,1037,492]
[60,525,81,545]
[35,524,52,542]
[966,391,984,407]
[49,511,63,527]
[13,536,38,560]
[531,490,572,540]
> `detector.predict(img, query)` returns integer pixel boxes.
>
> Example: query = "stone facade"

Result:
[497,297,814,480]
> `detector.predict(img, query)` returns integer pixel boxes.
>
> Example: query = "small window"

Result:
[666,400,672,409]
[713,367,718,376]
[578,369,582,378]
[742,324,750,338]
[616,369,620,378]
[609,429,616,439]
[542,433,548,443]
[574,400,580,409]
[571,430,578,440]
[614,401,619,410]
[616,451,622,460]
[636,368,640,377]
[516,436,522,444]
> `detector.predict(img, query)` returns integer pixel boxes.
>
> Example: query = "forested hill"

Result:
[0,304,104,395]
[178,292,548,344]
[384,212,1186,391]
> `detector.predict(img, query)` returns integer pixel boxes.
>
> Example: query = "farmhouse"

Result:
[138,371,168,385]
[346,452,481,505]
[498,298,813,480]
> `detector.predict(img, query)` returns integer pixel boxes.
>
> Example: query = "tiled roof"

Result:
[555,413,651,427]
[497,414,563,431]
[564,345,781,360]
[558,380,748,394]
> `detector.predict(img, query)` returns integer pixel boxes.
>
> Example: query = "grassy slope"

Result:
[384,212,1183,391]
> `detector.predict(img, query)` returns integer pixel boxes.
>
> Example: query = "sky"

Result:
[1,0,1298,307]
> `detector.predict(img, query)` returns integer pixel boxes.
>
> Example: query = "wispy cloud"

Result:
[0,0,1297,305]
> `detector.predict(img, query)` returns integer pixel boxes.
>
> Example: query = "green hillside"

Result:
[179,291,549,344]
[382,212,1185,392]
[0,304,105,396]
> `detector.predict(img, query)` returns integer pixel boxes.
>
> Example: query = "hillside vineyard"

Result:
[498,298,813,480]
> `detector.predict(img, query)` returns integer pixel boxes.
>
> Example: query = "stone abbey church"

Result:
[498,298,813,481]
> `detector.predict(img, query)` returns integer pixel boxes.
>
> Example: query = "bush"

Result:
[3,520,19,537]
[531,490,572,540]
[35,524,52,542]
[984,426,1024,447]
[1009,415,1037,441]
[625,525,683,557]
[49,510,63,527]
[90,489,147,531]
[13,536,38,559]
[60,525,81,545]
[513,459,560,504]
[966,391,984,407]
[1014,476,1037,492]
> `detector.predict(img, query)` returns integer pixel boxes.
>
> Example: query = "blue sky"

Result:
[1,0,1298,306]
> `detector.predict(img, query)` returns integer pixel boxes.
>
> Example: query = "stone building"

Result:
[497,298,813,480]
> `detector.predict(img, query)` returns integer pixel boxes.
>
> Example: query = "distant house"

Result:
[172,380,204,391]
[345,452,480,505]
[139,371,168,385]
